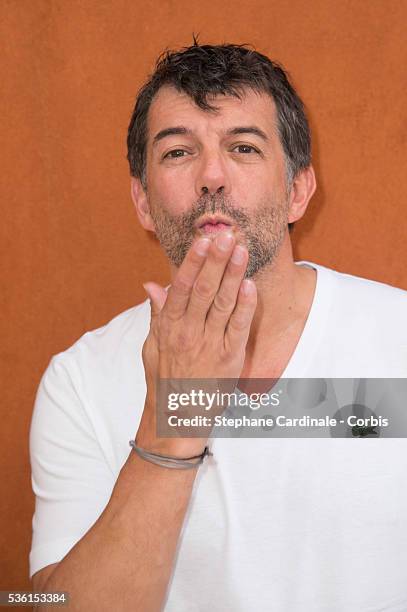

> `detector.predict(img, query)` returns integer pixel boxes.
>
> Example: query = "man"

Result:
[30,42,407,611]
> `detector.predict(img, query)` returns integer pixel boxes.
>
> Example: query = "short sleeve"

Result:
[29,355,116,579]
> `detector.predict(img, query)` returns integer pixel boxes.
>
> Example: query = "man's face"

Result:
[143,85,290,278]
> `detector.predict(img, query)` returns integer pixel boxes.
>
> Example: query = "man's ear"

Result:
[287,165,316,224]
[130,177,156,232]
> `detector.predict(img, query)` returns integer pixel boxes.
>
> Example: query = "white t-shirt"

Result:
[29,261,407,611]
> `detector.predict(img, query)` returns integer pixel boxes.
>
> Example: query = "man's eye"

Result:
[163,149,187,159]
[233,144,260,154]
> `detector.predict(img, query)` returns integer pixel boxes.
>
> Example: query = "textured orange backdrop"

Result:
[1,0,406,594]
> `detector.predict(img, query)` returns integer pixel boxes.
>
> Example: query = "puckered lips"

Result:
[195,214,234,235]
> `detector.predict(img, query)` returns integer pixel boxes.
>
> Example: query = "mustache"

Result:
[177,194,251,229]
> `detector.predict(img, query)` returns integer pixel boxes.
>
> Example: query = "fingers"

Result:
[156,230,256,356]
[184,231,237,329]
[163,237,212,320]
[204,243,249,334]
[225,279,257,352]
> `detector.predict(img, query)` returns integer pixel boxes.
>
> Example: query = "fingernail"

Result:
[195,238,211,256]
[231,245,246,265]
[215,232,234,251]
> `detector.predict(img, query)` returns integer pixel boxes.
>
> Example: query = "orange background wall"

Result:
[1,0,406,595]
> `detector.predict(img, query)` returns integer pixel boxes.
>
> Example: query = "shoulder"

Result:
[31,298,152,467]
[332,266,406,299]
[305,261,407,369]
[320,263,407,322]
[46,298,151,385]
[297,261,407,376]
[300,260,407,313]
[58,299,150,358]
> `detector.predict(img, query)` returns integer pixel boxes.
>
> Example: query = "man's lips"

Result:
[199,222,232,234]
[195,215,233,235]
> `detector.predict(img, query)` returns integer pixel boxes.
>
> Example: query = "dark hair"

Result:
[127,39,311,232]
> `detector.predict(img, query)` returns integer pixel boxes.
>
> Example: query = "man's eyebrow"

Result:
[152,126,190,147]
[225,126,269,142]
[152,125,270,147]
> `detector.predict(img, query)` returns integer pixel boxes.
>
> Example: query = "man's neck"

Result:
[231,233,318,378]
[244,238,316,372]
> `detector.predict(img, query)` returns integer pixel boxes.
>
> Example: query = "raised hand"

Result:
[137,231,257,455]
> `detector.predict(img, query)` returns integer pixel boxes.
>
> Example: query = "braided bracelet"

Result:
[129,440,213,470]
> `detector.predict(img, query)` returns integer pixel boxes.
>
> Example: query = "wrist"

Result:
[134,431,209,459]
[138,394,210,458]
[129,440,212,470]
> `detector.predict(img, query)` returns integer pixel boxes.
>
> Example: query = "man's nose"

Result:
[195,152,232,198]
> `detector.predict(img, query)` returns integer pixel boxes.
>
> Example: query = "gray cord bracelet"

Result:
[129,440,213,470]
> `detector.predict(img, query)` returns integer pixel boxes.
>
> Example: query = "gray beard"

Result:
[148,192,289,279]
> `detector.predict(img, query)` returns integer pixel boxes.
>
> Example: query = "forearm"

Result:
[39,448,199,612]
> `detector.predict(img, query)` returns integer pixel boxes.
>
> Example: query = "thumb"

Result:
[143,282,168,317]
